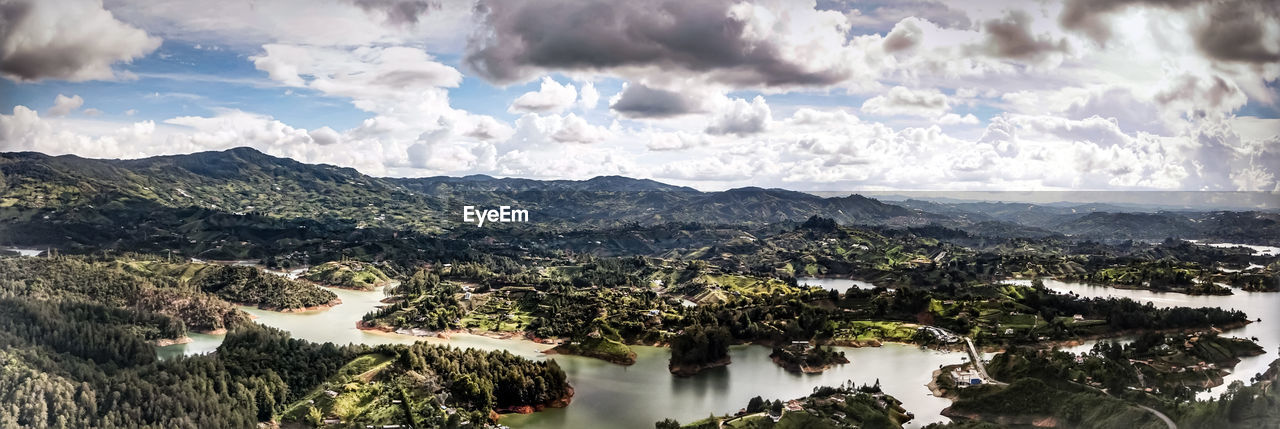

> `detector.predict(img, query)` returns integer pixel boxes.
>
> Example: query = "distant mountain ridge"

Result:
[1,147,1276,243]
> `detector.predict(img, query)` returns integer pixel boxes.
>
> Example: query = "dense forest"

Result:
[0,254,573,428]
[193,265,338,310]
[669,324,733,376]
[0,257,247,333]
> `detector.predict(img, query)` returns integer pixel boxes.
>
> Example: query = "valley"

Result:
[1,148,1277,428]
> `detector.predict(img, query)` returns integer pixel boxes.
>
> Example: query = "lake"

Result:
[1186,239,1280,257]
[156,276,1278,426]
[172,284,965,428]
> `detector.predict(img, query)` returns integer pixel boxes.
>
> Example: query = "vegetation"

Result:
[943,378,1166,428]
[0,256,247,334]
[658,381,910,429]
[304,260,391,290]
[194,265,339,310]
[1175,356,1280,428]
[770,344,849,373]
[669,325,733,376]
[0,258,572,428]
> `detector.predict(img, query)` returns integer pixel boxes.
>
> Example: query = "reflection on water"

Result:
[2,247,44,257]
[797,277,882,293]
[155,332,225,361]
[503,344,963,429]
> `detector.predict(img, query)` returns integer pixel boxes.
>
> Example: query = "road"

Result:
[963,337,1006,385]
[1136,404,1177,429]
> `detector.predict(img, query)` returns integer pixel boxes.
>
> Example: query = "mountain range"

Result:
[1,147,1276,245]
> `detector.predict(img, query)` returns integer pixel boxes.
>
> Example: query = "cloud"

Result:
[1061,0,1279,65]
[609,83,703,118]
[977,10,1070,62]
[508,76,578,113]
[647,131,709,151]
[465,0,858,88]
[345,0,439,26]
[578,81,600,110]
[308,126,340,145]
[510,113,611,146]
[657,156,754,181]
[251,44,461,96]
[551,114,610,144]
[861,86,950,118]
[938,113,978,125]
[105,0,474,49]
[0,0,160,82]
[706,95,771,135]
[47,94,84,116]
[1194,1,1280,65]
[882,18,925,52]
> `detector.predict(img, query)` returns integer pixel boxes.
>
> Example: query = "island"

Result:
[770,343,849,373]
[657,381,911,429]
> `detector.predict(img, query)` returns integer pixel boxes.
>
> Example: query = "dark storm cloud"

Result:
[979,10,1069,61]
[1061,0,1278,65]
[346,0,439,26]
[609,83,702,118]
[464,0,851,87]
[1195,1,1280,64]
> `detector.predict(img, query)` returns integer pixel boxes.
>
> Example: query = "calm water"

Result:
[797,277,882,293]
[154,275,1278,426]
[2,247,43,257]
[156,332,225,361]
[1005,279,1279,398]
[1187,240,1280,257]
[224,284,966,428]
[502,344,960,429]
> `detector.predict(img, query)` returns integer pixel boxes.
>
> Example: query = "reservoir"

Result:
[157,277,1278,427]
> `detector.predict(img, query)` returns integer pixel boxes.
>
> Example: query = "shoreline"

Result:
[153,336,194,347]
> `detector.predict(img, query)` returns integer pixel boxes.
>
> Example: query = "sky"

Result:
[0,0,1278,193]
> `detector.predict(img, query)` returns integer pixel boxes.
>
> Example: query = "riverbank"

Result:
[498,386,575,415]
[153,336,193,347]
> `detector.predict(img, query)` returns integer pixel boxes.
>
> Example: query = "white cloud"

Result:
[251,44,462,96]
[861,86,950,118]
[647,131,709,151]
[105,0,474,49]
[577,81,600,110]
[508,77,578,113]
[938,113,979,125]
[706,96,772,136]
[47,94,84,117]
[0,0,161,82]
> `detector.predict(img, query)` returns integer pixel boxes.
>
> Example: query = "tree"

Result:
[655,418,681,429]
